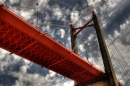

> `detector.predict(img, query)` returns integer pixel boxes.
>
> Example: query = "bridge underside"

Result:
[0,4,105,84]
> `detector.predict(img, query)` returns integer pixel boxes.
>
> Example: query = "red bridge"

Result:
[0,4,105,84]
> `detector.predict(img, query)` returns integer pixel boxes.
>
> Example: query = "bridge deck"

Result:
[0,4,104,83]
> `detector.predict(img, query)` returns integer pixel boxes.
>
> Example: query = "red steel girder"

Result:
[0,4,105,83]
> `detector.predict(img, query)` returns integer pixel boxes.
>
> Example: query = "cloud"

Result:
[52,6,63,20]
[87,0,101,6]
[63,81,74,86]
[59,29,65,38]
[71,10,79,23]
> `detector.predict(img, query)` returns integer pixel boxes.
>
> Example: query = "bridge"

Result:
[0,3,125,86]
[0,4,105,84]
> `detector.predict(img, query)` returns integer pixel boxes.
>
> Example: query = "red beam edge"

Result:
[0,5,104,77]
[0,4,4,8]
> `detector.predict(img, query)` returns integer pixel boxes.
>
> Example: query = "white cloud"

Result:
[59,29,65,38]
[87,0,101,6]
[38,0,49,9]
[63,81,74,86]
[120,19,130,30]
[53,7,63,19]
[106,0,117,9]
[0,48,9,60]
[20,65,28,74]
[79,44,85,52]
[71,11,79,23]
[49,70,56,77]
[20,0,40,8]
[0,49,21,73]
[114,30,120,38]
[10,70,72,86]
[88,34,94,41]
[20,10,34,20]
[9,0,20,4]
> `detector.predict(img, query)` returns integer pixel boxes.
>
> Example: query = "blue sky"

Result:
[0,0,130,86]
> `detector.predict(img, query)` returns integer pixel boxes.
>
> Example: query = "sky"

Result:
[0,0,130,86]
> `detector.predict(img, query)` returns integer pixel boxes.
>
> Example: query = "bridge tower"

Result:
[70,11,119,86]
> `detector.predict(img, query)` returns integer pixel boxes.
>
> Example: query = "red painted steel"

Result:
[73,18,93,36]
[0,4,105,83]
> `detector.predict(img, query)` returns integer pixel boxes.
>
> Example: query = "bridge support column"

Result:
[70,24,78,86]
[92,11,119,86]
[70,24,78,54]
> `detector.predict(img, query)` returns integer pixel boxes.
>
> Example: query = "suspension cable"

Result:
[84,41,104,70]
[105,39,128,83]
[111,40,130,78]
[103,29,130,84]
